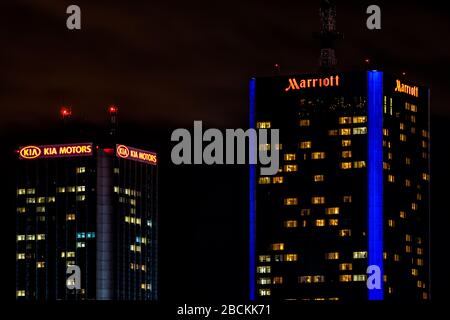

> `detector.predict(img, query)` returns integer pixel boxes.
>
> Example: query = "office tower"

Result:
[249,72,430,301]
[15,110,158,300]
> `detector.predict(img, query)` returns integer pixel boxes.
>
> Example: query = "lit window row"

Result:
[300,141,311,149]
[405,102,418,112]
[299,119,310,127]
[257,121,271,129]
[76,167,86,174]
[340,161,366,169]
[258,288,271,296]
[130,263,146,271]
[284,154,296,161]
[339,275,366,282]
[257,266,271,274]
[66,213,76,221]
[124,216,142,225]
[76,232,95,239]
[299,275,325,283]
[61,251,76,258]
[271,243,284,251]
[325,252,339,260]
[311,196,325,204]
[311,152,326,159]
[56,186,86,193]
[16,290,26,297]
[135,236,147,244]
[140,283,152,290]
[284,198,298,206]
[130,244,141,252]
[17,188,35,195]
[77,242,85,248]
[259,255,271,263]
[339,116,367,124]
[17,234,45,241]
[353,251,367,259]
[314,175,324,182]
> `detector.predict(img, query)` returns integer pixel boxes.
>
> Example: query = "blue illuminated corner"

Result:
[367,71,384,300]
[249,78,256,301]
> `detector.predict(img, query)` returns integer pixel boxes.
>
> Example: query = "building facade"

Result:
[16,142,158,300]
[249,71,430,301]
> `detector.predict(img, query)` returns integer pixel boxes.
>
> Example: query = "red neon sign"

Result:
[19,143,93,160]
[116,144,157,165]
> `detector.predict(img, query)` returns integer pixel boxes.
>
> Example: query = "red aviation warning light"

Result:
[60,106,72,119]
[108,105,119,114]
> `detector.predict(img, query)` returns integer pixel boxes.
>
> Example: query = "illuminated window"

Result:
[57,187,65,193]
[417,258,424,266]
[17,207,26,214]
[388,175,395,183]
[37,261,45,268]
[411,127,416,134]
[405,234,412,242]
[17,235,25,241]
[47,197,56,203]
[339,275,352,282]
[273,276,283,284]
[340,162,352,169]
[284,154,296,161]
[394,254,400,262]
[300,141,311,149]
[421,129,429,138]
[417,193,422,201]
[326,207,339,215]
[272,243,284,251]
[258,177,271,185]
[66,214,76,221]
[284,220,298,228]
[76,195,86,201]
[257,266,271,274]
[325,252,339,260]
[354,161,366,168]
[400,211,406,219]
[299,276,312,283]
[257,121,271,129]
[302,220,307,227]
[400,134,407,142]
[353,251,367,259]
[422,173,429,181]
[67,252,75,258]
[311,152,326,159]
[77,185,86,192]
[258,288,271,296]
[259,255,270,263]
[422,152,428,159]
[313,275,325,283]
[37,234,45,240]
[417,248,423,255]
[328,219,339,226]
[36,206,46,213]
[26,235,35,240]
[26,198,35,204]
[285,254,298,261]
[17,253,25,260]
[387,152,393,160]
[299,119,310,127]
[76,167,86,174]
[339,128,351,135]
[338,229,351,238]
[411,269,418,276]
[383,162,390,170]
[343,195,352,203]
[341,139,351,147]
[257,278,271,285]
[383,128,389,136]
[341,151,352,158]
[339,263,352,271]
[339,117,352,124]
[411,202,418,211]
[314,175,324,182]
[26,188,35,195]
[16,290,25,297]
[315,219,325,227]
[300,209,310,216]
[17,189,26,195]
[284,198,298,206]
[77,242,85,248]
[67,186,76,192]
[328,129,338,136]
[37,197,45,203]
[405,179,411,187]
[353,127,367,135]
[400,122,405,130]
[417,237,423,245]
[284,164,298,172]
[311,196,325,204]
[273,176,284,184]
[353,116,367,123]
[388,219,395,227]
[353,275,366,282]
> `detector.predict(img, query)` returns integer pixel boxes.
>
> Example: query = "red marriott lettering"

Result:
[116,144,157,165]
[285,75,340,92]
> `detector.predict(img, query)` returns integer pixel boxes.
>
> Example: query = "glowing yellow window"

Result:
[353,251,367,259]
[341,139,351,147]
[411,269,418,276]
[314,175,324,182]
[340,162,352,169]
[326,207,339,215]
[383,128,389,136]
[411,203,418,211]
[284,165,298,172]
[400,134,407,142]
[258,177,271,184]
[300,141,311,149]
[422,173,429,181]
[299,119,310,127]
[400,211,406,219]
[17,253,25,260]
[325,252,339,260]
[311,152,326,159]
[339,263,352,271]
[273,176,284,184]
[16,290,25,297]
[37,261,45,268]
[405,234,412,242]
[353,275,366,282]
[417,248,423,255]
[259,255,271,263]
[311,196,325,204]
[405,179,411,187]
[341,151,352,158]
[284,198,298,206]
[257,266,271,274]
[257,121,271,129]
[394,254,400,262]
[388,175,395,183]
[339,229,352,237]
[353,127,367,135]
[66,214,76,221]
[343,196,352,203]
[339,117,352,124]
[354,161,366,168]
[328,129,338,136]
[285,254,298,261]
[273,277,283,284]
[284,154,296,161]
[315,219,325,227]
[383,162,390,170]
[328,219,339,226]
[388,219,395,227]
[339,275,352,282]
[272,243,284,251]
[339,128,351,135]
[421,130,429,138]
[405,157,411,165]
[353,116,367,123]
[284,220,298,228]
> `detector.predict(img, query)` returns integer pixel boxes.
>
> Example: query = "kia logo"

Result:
[19,146,42,159]
[117,145,129,158]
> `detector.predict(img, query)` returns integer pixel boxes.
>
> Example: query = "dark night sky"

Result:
[2,0,450,306]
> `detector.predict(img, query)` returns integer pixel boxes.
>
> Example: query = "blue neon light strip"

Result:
[367,71,384,300]
[249,78,256,301]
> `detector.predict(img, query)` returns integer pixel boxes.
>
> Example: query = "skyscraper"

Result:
[249,71,430,301]
[15,109,158,300]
